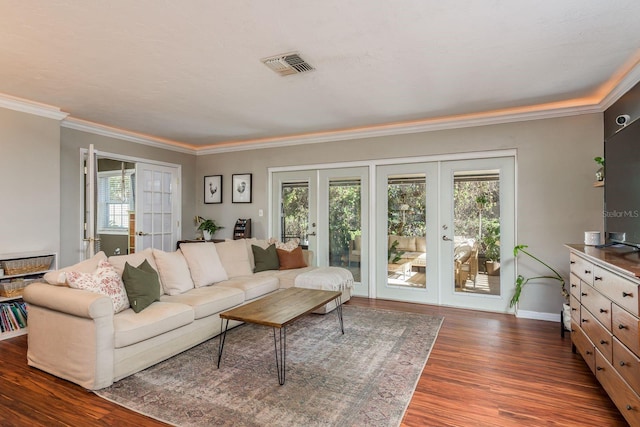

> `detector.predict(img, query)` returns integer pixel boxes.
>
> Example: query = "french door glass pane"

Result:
[453,170,500,295]
[387,174,426,289]
[281,182,309,243]
[329,178,361,282]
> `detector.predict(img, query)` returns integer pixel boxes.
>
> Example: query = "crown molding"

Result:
[599,58,640,110]
[195,103,603,155]
[0,93,69,120]
[61,118,197,155]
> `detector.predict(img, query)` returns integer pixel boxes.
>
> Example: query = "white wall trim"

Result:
[515,309,561,323]
[62,118,197,155]
[0,93,69,120]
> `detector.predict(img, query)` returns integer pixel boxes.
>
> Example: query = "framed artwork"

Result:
[204,175,222,204]
[232,173,252,203]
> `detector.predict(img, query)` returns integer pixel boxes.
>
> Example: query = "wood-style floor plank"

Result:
[0,298,627,426]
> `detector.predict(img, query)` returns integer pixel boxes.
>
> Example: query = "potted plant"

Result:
[511,244,570,328]
[195,216,224,240]
[483,220,500,275]
[594,156,605,182]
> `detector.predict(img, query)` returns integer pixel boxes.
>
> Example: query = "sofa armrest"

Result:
[23,282,113,319]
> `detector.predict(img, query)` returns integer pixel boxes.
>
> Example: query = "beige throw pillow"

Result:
[179,242,228,287]
[44,251,107,285]
[152,249,195,295]
[108,248,163,290]
[244,238,270,270]
[215,239,253,278]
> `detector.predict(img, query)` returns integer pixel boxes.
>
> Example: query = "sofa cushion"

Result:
[244,238,270,270]
[277,246,307,270]
[113,302,194,348]
[389,235,417,252]
[160,286,245,319]
[214,239,253,278]
[217,275,280,301]
[252,244,279,272]
[122,260,161,313]
[269,266,317,288]
[44,251,107,285]
[153,249,195,295]
[108,248,163,290]
[180,242,228,287]
[66,260,130,313]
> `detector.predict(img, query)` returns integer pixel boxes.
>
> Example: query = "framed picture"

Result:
[232,173,252,203]
[204,175,222,204]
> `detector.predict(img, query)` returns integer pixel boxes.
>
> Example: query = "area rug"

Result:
[95,306,443,427]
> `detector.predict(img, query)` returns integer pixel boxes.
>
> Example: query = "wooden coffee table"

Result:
[217,287,344,385]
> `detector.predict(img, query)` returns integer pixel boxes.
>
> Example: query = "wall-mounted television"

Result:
[604,117,640,249]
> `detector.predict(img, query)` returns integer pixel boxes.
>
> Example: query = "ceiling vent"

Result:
[261,53,314,76]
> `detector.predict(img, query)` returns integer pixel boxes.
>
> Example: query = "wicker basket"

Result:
[2,255,54,276]
[0,281,28,298]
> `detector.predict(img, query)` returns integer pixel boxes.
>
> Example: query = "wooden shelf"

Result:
[593,181,604,187]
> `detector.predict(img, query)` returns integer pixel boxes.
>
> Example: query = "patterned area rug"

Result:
[95,305,443,427]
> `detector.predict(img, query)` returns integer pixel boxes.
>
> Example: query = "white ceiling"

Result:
[1,1,640,151]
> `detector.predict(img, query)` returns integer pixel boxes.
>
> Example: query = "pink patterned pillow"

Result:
[66,260,130,313]
[268,238,300,252]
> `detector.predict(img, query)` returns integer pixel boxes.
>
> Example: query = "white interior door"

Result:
[135,162,181,251]
[439,157,515,312]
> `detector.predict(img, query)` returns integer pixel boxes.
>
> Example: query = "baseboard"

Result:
[515,310,561,322]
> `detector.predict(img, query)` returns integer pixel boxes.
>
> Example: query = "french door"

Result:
[375,156,515,313]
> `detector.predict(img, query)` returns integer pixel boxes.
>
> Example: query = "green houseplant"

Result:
[511,245,569,325]
[594,156,605,182]
[195,216,224,240]
[483,220,500,275]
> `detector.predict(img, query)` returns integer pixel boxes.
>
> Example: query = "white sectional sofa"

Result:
[22,238,351,390]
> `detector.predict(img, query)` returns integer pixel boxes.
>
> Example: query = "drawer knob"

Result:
[595,276,603,281]
[619,324,627,330]
[586,350,592,355]
[572,308,577,311]
[571,260,576,264]
[571,284,577,288]
[620,361,626,367]
[600,339,608,345]
[582,319,588,323]
[622,291,633,298]
[627,405,633,411]
[599,308,608,313]
[585,270,591,274]
[596,366,603,371]
[581,292,587,297]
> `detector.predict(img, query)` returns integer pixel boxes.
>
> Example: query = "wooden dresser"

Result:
[567,244,640,426]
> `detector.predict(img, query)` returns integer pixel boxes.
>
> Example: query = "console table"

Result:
[566,244,640,425]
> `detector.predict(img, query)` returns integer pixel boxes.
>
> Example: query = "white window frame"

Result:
[97,169,135,235]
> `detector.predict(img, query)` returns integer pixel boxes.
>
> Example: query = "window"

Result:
[97,169,134,234]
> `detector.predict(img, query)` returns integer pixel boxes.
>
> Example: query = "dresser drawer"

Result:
[570,253,593,285]
[580,282,612,330]
[593,265,640,316]
[612,303,640,355]
[569,273,581,300]
[613,337,640,395]
[572,320,595,374]
[581,308,613,363]
[570,295,580,325]
[595,350,640,427]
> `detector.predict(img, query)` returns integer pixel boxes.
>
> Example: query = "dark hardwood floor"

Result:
[0,297,627,426]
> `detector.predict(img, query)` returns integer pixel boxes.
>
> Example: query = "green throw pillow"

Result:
[252,244,280,273]
[122,259,161,313]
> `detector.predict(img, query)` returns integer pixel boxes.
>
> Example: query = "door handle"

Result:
[136,231,150,236]
[442,235,452,241]
[307,232,317,237]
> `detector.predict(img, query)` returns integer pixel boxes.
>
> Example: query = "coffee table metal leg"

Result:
[273,326,287,385]
[334,296,344,334]
[217,318,230,368]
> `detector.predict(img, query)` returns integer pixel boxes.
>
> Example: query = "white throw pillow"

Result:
[44,251,108,285]
[215,239,253,278]
[179,243,228,287]
[108,248,163,291]
[268,238,300,252]
[153,249,195,295]
[66,260,129,313]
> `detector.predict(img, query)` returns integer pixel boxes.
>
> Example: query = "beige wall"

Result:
[0,108,61,256]
[59,127,197,266]
[196,114,604,314]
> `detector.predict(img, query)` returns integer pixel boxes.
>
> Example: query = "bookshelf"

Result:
[233,219,252,239]
[0,251,57,340]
